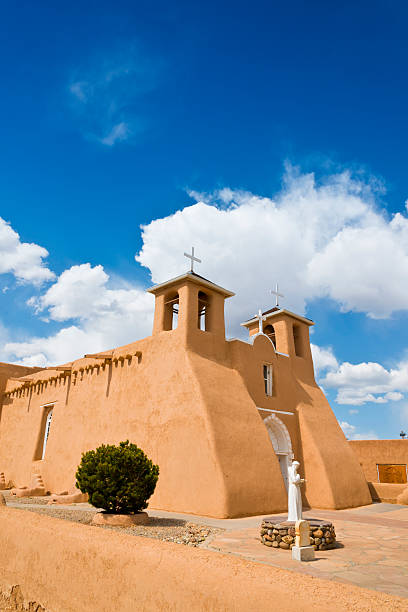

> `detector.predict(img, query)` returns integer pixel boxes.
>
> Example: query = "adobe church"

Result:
[0,257,372,517]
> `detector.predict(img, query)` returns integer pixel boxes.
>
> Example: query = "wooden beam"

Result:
[9,377,32,382]
[52,366,72,372]
[84,352,113,360]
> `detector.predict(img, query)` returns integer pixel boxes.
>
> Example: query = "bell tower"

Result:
[148,247,234,342]
[148,273,234,340]
[241,307,315,378]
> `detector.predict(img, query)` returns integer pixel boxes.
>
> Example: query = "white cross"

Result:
[255,309,266,334]
[270,283,284,308]
[184,246,201,273]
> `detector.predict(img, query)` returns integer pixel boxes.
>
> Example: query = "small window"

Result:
[41,409,53,459]
[263,364,273,396]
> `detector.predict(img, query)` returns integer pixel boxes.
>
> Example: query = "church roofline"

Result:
[147,272,235,298]
[241,308,314,327]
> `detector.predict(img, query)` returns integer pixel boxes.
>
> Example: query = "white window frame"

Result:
[263,364,273,396]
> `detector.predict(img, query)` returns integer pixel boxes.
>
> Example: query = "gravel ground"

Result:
[3,490,53,505]
[3,492,224,546]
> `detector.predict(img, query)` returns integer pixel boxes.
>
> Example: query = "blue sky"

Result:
[1,0,408,439]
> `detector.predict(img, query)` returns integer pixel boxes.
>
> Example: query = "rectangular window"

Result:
[377,464,407,484]
[263,364,273,396]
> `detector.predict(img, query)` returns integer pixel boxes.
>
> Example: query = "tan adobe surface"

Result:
[0,272,371,517]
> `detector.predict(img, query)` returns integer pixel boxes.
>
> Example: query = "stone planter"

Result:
[92,512,149,527]
[260,519,336,550]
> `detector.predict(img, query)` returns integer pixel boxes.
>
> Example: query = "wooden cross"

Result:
[184,246,201,273]
[270,283,284,308]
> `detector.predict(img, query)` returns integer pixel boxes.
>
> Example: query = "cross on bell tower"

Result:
[270,283,284,308]
[184,247,201,273]
[254,309,267,335]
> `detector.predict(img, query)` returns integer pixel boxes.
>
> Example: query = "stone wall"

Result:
[260,519,337,551]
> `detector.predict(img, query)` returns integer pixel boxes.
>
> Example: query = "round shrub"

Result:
[76,440,159,514]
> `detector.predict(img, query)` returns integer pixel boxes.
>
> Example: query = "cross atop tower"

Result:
[184,246,201,273]
[270,283,284,308]
[254,309,266,335]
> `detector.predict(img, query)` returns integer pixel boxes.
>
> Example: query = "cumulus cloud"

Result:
[311,344,338,375]
[322,360,408,405]
[311,338,408,409]
[3,263,153,366]
[340,421,379,440]
[136,166,408,327]
[0,217,54,285]
[5,164,408,369]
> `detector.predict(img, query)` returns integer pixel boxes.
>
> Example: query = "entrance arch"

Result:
[263,413,293,490]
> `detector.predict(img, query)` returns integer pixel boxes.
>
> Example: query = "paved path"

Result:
[206,505,408,600]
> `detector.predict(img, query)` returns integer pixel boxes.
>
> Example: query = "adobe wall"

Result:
[296,384,371,509]
[0,362,42,403]
[0,292,371,517]
[349,440,408,483]
[0,330,287,518]
[1,507,406,612]
[367,482,407,503]
[228,332,371,510]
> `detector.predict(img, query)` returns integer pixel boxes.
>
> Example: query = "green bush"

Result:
[75,440,159,514]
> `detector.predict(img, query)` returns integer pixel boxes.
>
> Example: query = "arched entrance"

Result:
[263,413,293,490]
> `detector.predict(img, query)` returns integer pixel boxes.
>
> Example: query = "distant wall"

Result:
[0,507,405,612]
[349,440,408,483]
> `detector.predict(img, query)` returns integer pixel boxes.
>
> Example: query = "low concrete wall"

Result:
[1,508,407,611]
[368,482,407,503]
[349,440,408,482]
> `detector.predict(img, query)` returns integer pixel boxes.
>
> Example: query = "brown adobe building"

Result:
[0,271,372,517]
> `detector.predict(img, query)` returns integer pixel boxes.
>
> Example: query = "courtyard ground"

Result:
[5,492,408,604]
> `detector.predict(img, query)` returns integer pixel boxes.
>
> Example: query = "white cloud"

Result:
[0,217,54,285]
[311,341,408,408]
[69,81,88,102]
[386,391,404,401]
[311,344,338,374]
[29,264,112,321]
[100,122,130,146]
[5,164,408,371]
[68,45,159,145]
[3,263,153,366]
[322,360,408,405]
[340,421,379,440]
[136,166,408,325]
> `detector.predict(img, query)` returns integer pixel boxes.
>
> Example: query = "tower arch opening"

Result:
[164,291,179,330]
[263,324,276,348]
